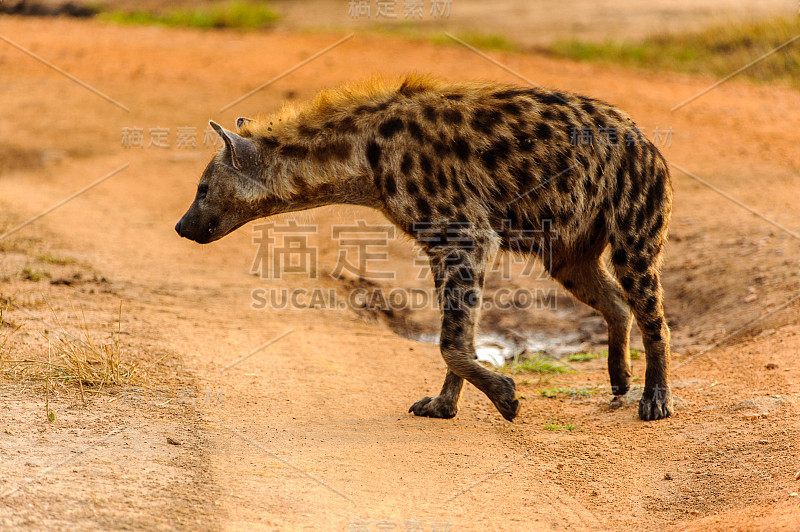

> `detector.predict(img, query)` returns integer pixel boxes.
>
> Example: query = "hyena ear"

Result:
[209,120,259,171]
[235,117,253,131]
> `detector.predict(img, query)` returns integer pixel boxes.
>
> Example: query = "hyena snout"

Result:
[174,207,219,244]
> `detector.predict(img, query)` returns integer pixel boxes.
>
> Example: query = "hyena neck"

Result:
[251,120,381,214]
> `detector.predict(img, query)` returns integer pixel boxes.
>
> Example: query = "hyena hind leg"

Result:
[552,257,633,395]
[611,248,673,421]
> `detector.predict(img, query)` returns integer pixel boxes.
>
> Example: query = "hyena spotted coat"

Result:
[175,75,674,422]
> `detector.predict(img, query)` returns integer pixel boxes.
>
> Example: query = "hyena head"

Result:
[175,119,288,244]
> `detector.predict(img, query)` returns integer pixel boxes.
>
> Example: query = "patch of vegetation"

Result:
[37,253,74,266]
[504,352,572,375]
[100,1,279,30]
[0,304,144,405]
[20,267,48,282]
[430,31,518,52]
[567,349,641,362]
[538,385,601,398]
[544,419,578,432]
[545,16,800,89]
[567,351,606,362]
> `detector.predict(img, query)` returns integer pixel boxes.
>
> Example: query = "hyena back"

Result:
[175,75,673,422]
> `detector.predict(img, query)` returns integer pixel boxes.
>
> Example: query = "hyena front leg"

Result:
[409,242,520,421]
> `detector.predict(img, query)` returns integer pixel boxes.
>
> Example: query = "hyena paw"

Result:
[638,386,673,421]
[610,379,630,396]
[408,395,458,419]
[490,376,521,422]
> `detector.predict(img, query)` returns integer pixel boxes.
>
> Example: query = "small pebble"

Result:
[789,492,798,498]
[166,436,182,446]
[664,472,672,480]
[795,471,800,480]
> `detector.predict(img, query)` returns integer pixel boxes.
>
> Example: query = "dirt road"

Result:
[1,16,799,530]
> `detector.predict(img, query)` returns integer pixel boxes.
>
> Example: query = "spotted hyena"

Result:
[175,76,673,422]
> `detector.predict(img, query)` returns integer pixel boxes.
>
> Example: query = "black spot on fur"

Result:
[644,317,663,339]
[398,80,427,96]
[366,141,381,169]
[612,248,628,266]
[480,137,513,172]
[406,119,425,142]
[452,136,471,161]
[259,136,280,150]
[492,88,534,100]
[471,108,503,133]
[416,197,432,218]
[423,172,438,195]
[297,124,319,137]
[514,132,536,153]
[443,108,463,125]
[312,140,352,163]
[432,140,449,157]
[378,117,404,139]
[501,101,522,116]
[445,93,464,101]
[633,256,649,273]
[334,116,358,133]
[280,143,309,158]
[436,168,449,189]
[419,153,433,175]
[649,214,664,238]
[580,100,596,115]
[620,276,634,291]
[535,122,553,141]
[423,105,439,123]
[534,91,567,105]
[635,206,646,228]
[401,152,415,175]
[384,172,397,196]
[509,163,532,190]
[375,95,398,111]
[354,104,378,115]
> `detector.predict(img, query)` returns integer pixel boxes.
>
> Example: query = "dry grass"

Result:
[0,304,145,402]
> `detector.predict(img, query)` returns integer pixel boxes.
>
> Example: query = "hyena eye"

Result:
[197,184,208,199]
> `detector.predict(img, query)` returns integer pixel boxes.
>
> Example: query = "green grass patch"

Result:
[100,1,279,30]
[20,267,48,282]
[567,349,641,361]
[538,385,601,398]
[544,419,578,432]
[430,31,518,52]
[546,15,800,89]
[504,353,572,375]
[567,351,606,362]
[37,254,74,266]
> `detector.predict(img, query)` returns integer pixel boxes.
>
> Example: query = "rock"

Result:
[730,395,792,415]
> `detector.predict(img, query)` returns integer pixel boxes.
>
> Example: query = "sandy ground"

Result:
[1,12,800,531]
